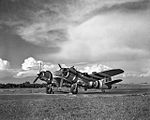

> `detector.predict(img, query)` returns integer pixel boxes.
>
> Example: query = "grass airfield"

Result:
[0,84,150,120]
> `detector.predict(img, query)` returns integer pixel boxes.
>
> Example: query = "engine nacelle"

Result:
[63,71,78,83]
[38,71,53,84]
[87,80,109,89]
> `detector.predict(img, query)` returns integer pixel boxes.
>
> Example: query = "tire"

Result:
[84,88,87,91]
[70,84,78,94]
[46,85,54,94]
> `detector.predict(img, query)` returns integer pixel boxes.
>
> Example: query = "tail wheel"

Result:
[101,89,105,93]
[84,88,87,91]
[46,84,54,94]
[70,83,78,94]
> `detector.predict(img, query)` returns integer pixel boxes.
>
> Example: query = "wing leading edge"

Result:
[92,69,124,77]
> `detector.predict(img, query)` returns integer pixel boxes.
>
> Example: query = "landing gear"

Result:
[46,84,54,94]
[84,88,87,91]
[101,89,105,93]
[70,83,78,94]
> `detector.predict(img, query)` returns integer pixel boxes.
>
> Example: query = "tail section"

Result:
[105,79,122,86]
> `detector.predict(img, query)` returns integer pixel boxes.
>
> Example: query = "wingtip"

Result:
[120,69,124,73]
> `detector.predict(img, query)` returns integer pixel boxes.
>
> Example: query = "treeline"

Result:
[0,81,47,88]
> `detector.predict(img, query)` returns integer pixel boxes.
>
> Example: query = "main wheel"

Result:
[70,83,78,94]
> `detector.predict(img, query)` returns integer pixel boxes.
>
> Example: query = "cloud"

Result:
[16,57,57,78]
[15,57,43,78]
[0,58,10,70]
[17,23,68,48]
[21,57,58,71]
[139,60,150,77]
[5,0,150,62]
[15,70,38,78]
[14,0,69,48]
[140,70,150,77]
[79,64,112,74]
[46,9,150,63]
[16,0,146,49]
[0,58,18,80]
[68,0,150,24]
[21,57,42,70]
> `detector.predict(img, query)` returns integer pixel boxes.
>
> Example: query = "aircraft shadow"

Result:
[53,88,149,95]
[78,88,149,95]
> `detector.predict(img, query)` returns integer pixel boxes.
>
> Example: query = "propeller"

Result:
[57,64,71,88]
[57,64,69,76]
[33,76,39,83]
[58,64,62,69]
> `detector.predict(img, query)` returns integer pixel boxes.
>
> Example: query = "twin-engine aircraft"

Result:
[33,64,124,94]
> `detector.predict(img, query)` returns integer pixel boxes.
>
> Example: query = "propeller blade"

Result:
[33,77,39,83]
[58,64,62,69]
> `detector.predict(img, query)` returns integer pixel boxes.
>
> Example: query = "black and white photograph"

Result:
[0,0,150,120]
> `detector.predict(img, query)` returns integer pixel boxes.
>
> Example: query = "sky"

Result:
[0,0,150,84]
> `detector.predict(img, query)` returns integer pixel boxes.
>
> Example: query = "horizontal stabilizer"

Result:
[105,79,122,86]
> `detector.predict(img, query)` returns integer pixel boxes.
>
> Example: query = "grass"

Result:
[0,94,150,120]
[0,84,150,120]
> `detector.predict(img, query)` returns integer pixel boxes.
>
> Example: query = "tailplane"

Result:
[105,79,122,86]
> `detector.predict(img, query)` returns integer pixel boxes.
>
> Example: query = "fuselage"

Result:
[53,68,112,90]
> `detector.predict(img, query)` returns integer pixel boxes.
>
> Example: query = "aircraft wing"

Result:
[91,69,124,78]
[78,69,124,83]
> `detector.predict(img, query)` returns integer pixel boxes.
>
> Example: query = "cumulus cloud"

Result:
[22,57,42,70]
[0,58,19,80]
[16,57,57,78]
[15,57,41,78]
[0,58,10,70]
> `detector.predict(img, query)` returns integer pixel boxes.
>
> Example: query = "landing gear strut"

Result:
[46,84,54,94]
[70,83,78,94]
